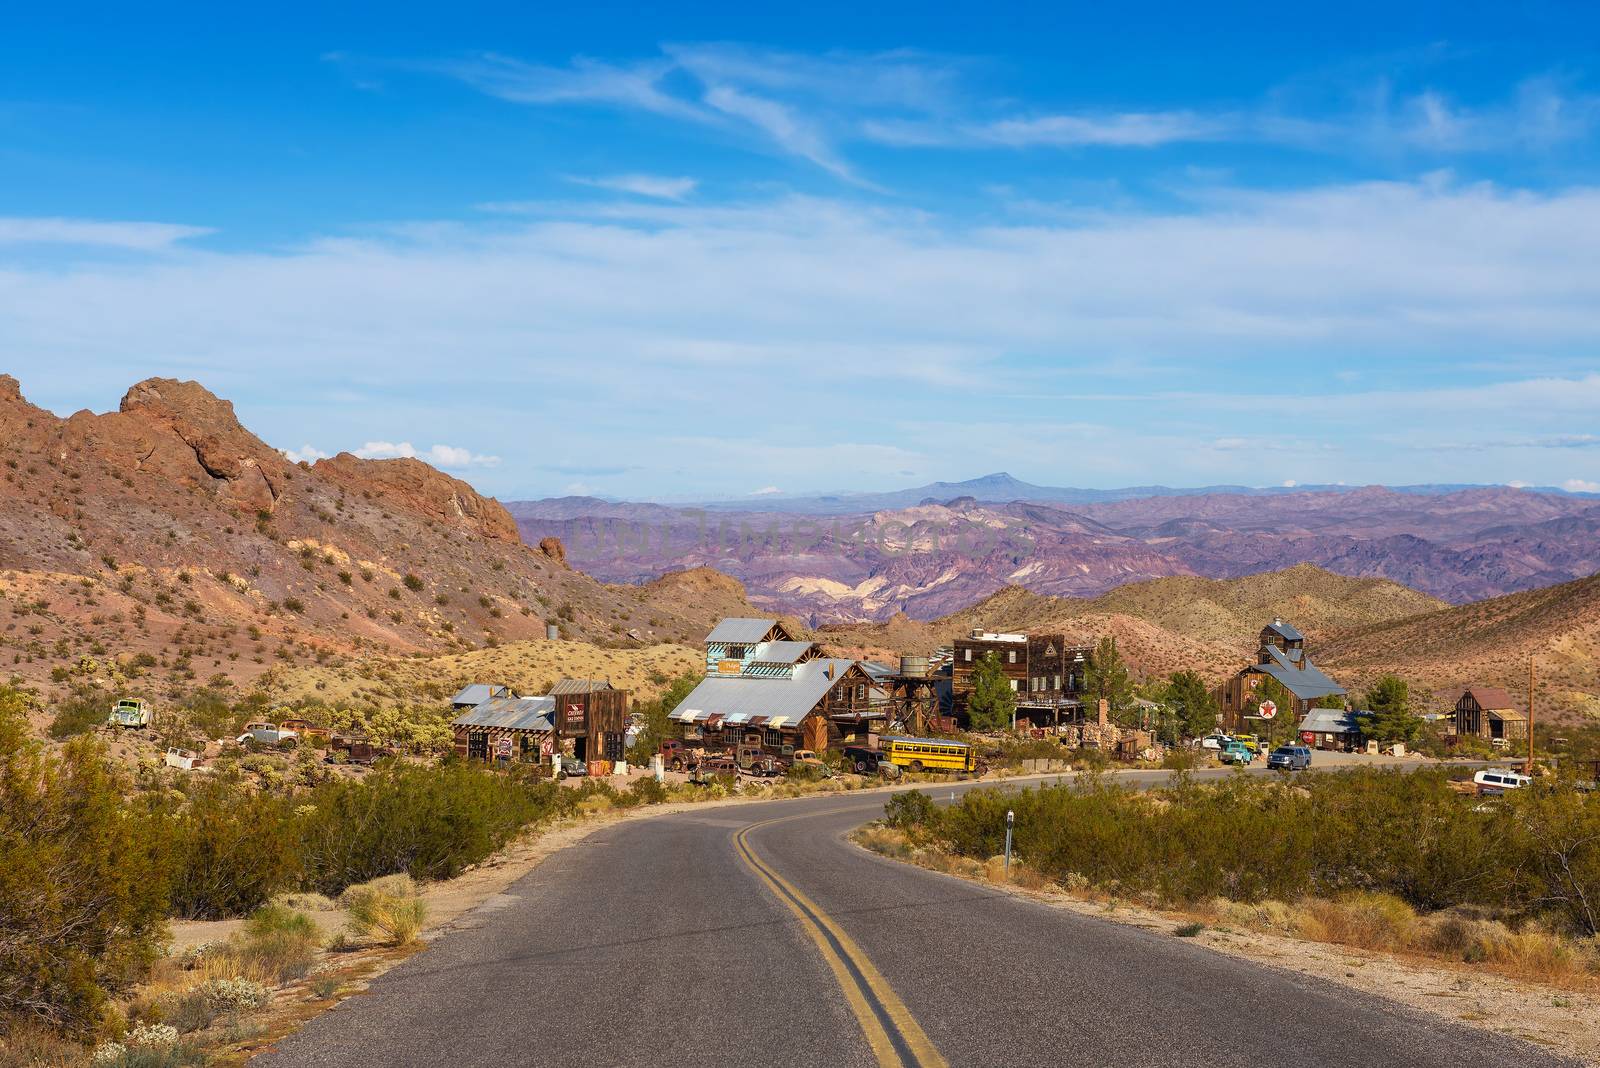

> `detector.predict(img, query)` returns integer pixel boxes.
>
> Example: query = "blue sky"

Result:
[5,2,1600,500]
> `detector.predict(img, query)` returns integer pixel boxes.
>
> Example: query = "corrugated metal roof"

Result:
[750,639,815,665]
[1298,708,1361,734]
[1464,686,1516,712]
[705,618,781,644]
[1253,646,1346,700]
[1264,619,1304,642]
[452,696,554,732]
[450,683,511,706]
[668,658,857,722]
[548,678,615,695]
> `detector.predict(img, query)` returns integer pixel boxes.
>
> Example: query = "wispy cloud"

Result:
[865,110,1227,149]
[567,174,699,200]
[281,444,331,464]
[0,217,211,251]
[353,441,501,468]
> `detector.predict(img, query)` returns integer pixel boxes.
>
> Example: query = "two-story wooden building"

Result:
[669,618,884,754]
[1218,618,1347,730]
[951,628,1092,727]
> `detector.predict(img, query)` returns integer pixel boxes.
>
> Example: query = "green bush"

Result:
[159,781,301,920]
[883,789,937,830]
[47,694,105,739]
[0,690,170,1035]
[920,768,1600,936]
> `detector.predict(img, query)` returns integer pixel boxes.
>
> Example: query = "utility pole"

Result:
[1526,655,1536,776]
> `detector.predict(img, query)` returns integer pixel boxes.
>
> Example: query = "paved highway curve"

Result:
[256,770,1577,1068]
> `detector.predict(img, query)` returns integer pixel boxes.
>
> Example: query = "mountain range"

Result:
[509,485,1600,623]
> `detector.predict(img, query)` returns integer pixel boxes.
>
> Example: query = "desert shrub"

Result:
[1295,892,1417,950]
[0,690,170,1035]
[923,769,1600,935]
[883,789,937,831]
[47,693,105,739]
[625,776,669,806]
[158,780,302,919]
[296,763,561,894]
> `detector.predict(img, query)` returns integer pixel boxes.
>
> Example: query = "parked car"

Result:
[164,747,202,771]
[556,755,589,777]
[842,746,883,774]
[1473,768,1532,793]
[1219,741,1255,765]
[738,747,781,776]
[1198,733,1231,751]
[1234,733,1262,754]
[237,722,298,746]
[1267,745,1313,771]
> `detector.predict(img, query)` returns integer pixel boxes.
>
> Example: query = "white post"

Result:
[1004,809,1015,875]
[652,754,665,782]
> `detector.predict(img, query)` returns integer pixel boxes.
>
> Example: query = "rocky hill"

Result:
[0,376,752,705]
[1320,572,1600,720]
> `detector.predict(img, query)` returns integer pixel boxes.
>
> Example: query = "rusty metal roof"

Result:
[452,696,554,732]
[548,678,615,695]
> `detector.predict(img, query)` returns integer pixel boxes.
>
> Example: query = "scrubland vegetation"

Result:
[876,769,1600,982]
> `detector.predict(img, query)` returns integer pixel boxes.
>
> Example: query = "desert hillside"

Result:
[817,565,1434,682]
[0,376,753,708]
[1321,572,1600,719]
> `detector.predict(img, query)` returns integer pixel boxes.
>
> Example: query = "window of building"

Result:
[1009,680,1018,691]
[765,729,782,747]
[725,645,746,660]
[964,649,972,662]
[1008,650,1017,664]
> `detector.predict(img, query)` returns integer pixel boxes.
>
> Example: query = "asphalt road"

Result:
[256,769,1572,1068]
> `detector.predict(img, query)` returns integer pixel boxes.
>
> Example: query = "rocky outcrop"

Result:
[537,536,568,567]
[314,454,520,542]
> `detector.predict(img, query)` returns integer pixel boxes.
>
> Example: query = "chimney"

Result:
[1098,698,1109,729]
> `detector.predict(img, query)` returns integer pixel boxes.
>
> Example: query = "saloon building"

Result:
[951,629,1092,727]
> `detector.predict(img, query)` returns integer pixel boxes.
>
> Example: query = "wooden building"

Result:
[549,678,629,762]
[1453,687,1528,746]
[671,618,886,754]
[951,629,1091,727]
[452,696,554,764]
[1218,619,1346,731]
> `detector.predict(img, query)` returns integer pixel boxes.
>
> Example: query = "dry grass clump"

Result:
[1209,897,1296,933]
[1294,892,1418,951]
[341,875,427,947]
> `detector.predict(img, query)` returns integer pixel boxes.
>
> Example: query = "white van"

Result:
[1473,768,1531,793]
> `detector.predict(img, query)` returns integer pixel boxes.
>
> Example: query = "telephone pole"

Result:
[1526,655,1536,776]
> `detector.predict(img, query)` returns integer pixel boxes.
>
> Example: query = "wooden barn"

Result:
[452,695,554,764]
[951,629,1091,727]
[1218,618,1346,730]
[549,678,630,762]
[1453,687,1528,746]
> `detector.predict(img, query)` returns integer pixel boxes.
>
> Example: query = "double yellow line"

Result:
[733,815,948,1068]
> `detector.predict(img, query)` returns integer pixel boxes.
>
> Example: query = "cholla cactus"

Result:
[126,1022,180,1049]
[198,977,272,1011]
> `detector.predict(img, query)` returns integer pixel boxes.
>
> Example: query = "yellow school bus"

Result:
[879,736,977,773]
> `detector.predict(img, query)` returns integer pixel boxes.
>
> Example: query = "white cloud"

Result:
[750,486,782,496]
[1281,480,1298,487]
[281,444,330,464]
[10,176,1600,493]
[353,441,501,468]
[1562,478,1600,493]
[0,217,211,251]
[568,174,699,200]
[865,111,1226,149]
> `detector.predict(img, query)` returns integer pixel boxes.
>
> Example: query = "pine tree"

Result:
[1165,670,1219,739]
[967,650,1016,732]
[1084,636,1133,722]
[1358,675,1421,744]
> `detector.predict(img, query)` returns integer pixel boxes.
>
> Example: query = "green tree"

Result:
[1358,675,1422,745]
[966,651,1016,732]
[1165,670,1219,740]
[629,672,698,762]
[1083,636,1133,722]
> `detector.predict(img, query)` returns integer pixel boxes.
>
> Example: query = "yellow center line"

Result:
[734,812,950,1068]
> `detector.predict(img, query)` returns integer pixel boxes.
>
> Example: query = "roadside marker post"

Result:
[1004,810,1014,876]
